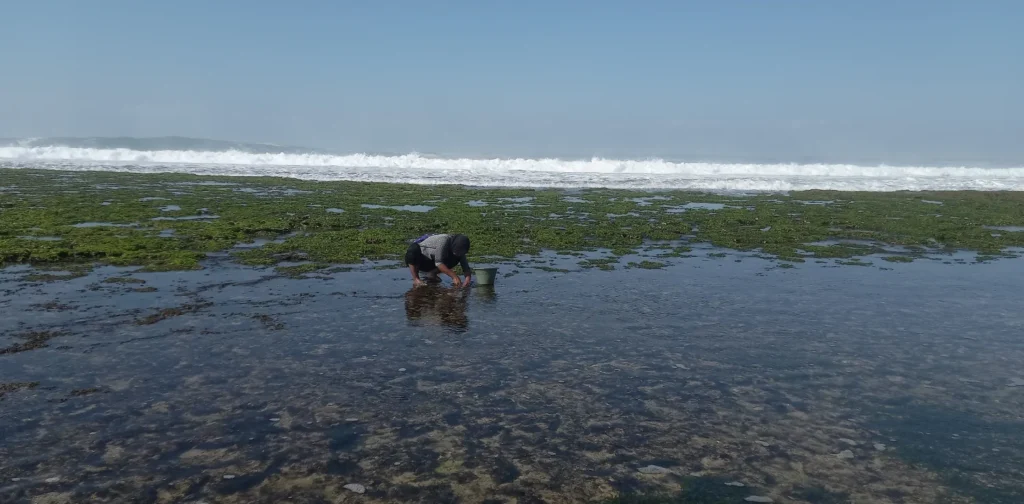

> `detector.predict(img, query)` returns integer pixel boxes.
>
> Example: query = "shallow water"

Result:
[361,204,436,213]
[1,254,1023,503]
[150,215,220,221]
[985,225,1024,233]
[70,222,136,228]
[663,202,729,213]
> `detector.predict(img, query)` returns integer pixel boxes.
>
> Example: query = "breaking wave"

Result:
[2,143,1023,192]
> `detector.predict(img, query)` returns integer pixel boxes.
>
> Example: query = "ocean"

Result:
[2,136,1023,192]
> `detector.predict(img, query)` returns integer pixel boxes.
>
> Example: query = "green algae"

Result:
[3,169,1024,275]
[135,302,213,326]
[20,272,88,282]
[837,259,872,266]
[578,257,620,271]
[882,255,915,263]
[536,266,571,273]
[275,262,331,277]
[628,260,668,269]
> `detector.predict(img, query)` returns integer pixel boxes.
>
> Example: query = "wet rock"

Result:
[44,477,61,483]
[399,368,407,372]
[344,483,366,494]
[744,497,774,503]
[326,458,359,475]
[755,440,771,447]
[725,481,746,487]
[269,417,280,422]
[328,424,361,451]
[491,457,520,483]
[1008,377,1024,387]
[222,474,236,480]
[874,443,887,451]
[839,438,858,446]
[637,465,671,474]
[837,450,855,460]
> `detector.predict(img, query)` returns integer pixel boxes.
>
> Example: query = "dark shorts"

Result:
[404,243,437,272]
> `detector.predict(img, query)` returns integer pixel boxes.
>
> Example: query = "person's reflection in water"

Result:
[404,284,470,331]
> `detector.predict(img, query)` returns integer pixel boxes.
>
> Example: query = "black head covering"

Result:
[451,234,470,256]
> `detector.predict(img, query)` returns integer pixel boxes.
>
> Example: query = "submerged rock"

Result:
[725,481,746,487]
[1008,377,1024,387]
[744,497,774,503]
[837,450,855,459]
[839,438,858,446]
[874,443,887,451]
[637,465,671,474]
[344,483,366,494]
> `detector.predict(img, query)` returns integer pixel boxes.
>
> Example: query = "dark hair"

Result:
[451,234,470,256]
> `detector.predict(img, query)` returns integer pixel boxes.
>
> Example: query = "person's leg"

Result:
[419,256,440,282]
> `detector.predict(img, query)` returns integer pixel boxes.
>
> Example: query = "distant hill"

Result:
[0,136,326,154]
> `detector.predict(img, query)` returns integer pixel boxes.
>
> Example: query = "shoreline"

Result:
[2,168,1024,276]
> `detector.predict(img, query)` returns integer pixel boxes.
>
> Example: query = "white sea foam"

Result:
[2,145,1023,192]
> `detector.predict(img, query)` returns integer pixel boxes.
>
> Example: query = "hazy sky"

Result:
[2,1,1022,164]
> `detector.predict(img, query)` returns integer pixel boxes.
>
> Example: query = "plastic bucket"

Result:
[473,267,499,286]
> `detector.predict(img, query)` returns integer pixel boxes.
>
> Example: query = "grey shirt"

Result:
[418,234,471,273]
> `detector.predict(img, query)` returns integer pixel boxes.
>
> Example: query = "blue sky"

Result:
[1,1,1021,164]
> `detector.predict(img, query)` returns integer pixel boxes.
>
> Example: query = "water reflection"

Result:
[403,285,470,330]
[473,285,498,303]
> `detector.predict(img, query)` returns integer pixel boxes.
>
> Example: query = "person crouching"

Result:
[405,233,473,288]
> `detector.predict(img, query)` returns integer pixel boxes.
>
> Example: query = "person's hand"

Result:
[462,276,472,288]
[413,278,424,287]
[451,276,462,288]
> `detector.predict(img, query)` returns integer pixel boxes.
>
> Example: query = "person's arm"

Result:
[459,256,472,287]
[436,263,462,287]
[408,264,423,286]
